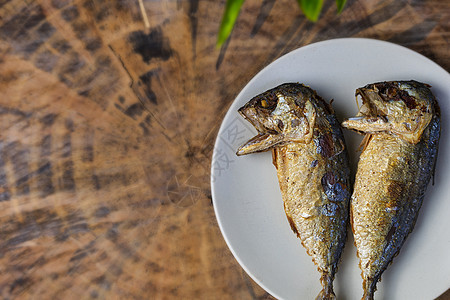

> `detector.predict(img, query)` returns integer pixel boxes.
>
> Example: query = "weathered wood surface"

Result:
[0,0,449,299]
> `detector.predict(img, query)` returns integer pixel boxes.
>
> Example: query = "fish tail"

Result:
[362,277,377,300]
[315,272,336,300]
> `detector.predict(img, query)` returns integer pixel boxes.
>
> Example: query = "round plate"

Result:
[211,38,450,300]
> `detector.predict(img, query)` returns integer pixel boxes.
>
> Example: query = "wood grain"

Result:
[0,0,449,299]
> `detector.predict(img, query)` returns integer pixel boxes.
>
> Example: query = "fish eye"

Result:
[257,92,278,109]
[258,98,276,109]
[260,100,269,108]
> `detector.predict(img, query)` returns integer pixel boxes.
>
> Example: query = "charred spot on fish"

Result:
[321,172,349,202]
[322,171,335,186]
[378,82,418,109]
[387,180,405,198]
[398,90,417,109]
[315,133,334,158]
[286,215,299,237]
[385,223,398,246]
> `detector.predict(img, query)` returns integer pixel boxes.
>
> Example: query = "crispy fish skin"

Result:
[342,81,440,300]
[237,83,351,300]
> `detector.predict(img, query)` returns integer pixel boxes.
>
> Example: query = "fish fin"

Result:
[236,133,283,156]
[316,289,336,300]
[432,145,438,185]
[271,148,278,169]
[316,272,336,300]
[362,277,377,300]
[358,134,373,152]
[324,98,335,114]
[432,123,440,185]
[285,214,300,238]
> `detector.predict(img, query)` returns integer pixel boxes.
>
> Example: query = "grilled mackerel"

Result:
[342,80,440,300]
[237,83,351,299]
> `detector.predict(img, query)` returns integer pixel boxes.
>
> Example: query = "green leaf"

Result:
[217,0,246,47]
[296,0,324,22]
[336,0,347,13]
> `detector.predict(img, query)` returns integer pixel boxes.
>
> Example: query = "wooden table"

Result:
[0,0,449,299]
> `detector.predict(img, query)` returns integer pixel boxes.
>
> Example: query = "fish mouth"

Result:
[236,133,283,156]
[341,86,390,134]
[236,107,283,156]
[238,106,264,133]
[236,105,283,156]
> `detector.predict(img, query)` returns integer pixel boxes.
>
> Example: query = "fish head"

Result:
[342,81,436,144]
[236,83,318,156]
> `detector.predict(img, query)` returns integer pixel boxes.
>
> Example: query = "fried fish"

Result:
[342,80,440,300]
[237,83,351,299]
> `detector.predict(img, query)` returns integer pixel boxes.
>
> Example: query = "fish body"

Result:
[342,81,440,300]
[237,83,351,299]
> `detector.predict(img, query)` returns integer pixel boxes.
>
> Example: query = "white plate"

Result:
[211,38,450,300]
